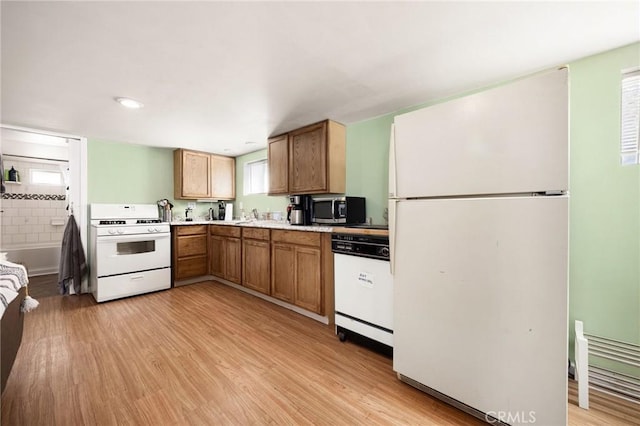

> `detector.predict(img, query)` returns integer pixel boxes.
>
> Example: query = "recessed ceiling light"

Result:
[115,97,144,109]
[245,141,257,145]
[223,149,232,152]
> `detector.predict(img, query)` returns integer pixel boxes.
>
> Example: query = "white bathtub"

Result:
[1,243,60,276]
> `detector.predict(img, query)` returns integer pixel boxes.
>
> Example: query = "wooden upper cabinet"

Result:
[174,149,235,200]
[174,149,211,199]
[211,154,235,200]
[289,122,327,194]
[268,134,289,195]
[267,120,346,195]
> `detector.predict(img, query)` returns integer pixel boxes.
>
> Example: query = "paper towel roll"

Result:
[224,203,233,221]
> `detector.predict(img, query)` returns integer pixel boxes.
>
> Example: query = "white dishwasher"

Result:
[332,229,393,347]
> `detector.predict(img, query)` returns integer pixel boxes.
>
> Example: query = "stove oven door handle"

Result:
[97,233,170,243]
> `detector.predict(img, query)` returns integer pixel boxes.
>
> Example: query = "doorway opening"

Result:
[1,125,87,297]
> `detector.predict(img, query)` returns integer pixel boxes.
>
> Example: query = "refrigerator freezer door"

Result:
[393,196,568,426]
[392,68,568,198]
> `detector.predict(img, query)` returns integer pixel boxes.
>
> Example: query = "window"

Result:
[243,159,268,195]
[621,69,640,165]
[30,169,63,185]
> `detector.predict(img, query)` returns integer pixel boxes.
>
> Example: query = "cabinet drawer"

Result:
[175,256,208,280]
[271,230,321,247]
[242,227,270,241]
[175,225,207,236]
[176,235,207,257]
[210,225,241,238]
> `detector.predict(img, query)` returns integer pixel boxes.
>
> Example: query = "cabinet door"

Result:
[243,239,270,294]
[226,237,242,284]
[175,256,208,280]
[176,235,207,257]
[271,243,295,303]
[268,134,289,195]
[294,246,322,313]
[211,154,235,200]
[209,235,225,278]
[179,150,211,198]
[289,122,327,193]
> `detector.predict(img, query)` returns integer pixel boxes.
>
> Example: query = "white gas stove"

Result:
[89,204,171,302]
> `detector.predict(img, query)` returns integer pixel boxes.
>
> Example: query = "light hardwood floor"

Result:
[1,281,636,425]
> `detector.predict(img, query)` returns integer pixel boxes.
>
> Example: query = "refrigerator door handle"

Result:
[389,123,397,198]
[389,199,397,275]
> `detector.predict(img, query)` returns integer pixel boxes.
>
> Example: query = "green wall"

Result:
[87,139,174,204]
[87,44,639,376]
[88,139,195,219]
[345,116,394,224]
[568,43,639,374]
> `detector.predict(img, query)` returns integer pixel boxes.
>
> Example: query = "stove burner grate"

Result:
[99,220,126,225]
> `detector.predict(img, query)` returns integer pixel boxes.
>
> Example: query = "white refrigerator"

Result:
[390,68,569,426]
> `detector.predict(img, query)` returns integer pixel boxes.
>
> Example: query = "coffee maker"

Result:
[287,195,312,225]
[217,201,226,220]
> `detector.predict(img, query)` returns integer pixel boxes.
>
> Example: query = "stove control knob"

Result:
[117,229,124,234]
[154,227,161,233]
[148,227,154,233]
[380,247,390,257]
[108,229,116,235]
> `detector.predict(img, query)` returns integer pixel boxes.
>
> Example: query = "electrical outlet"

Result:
[187,202,196,209]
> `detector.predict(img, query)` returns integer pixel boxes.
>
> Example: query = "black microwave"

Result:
[312,197,366,224]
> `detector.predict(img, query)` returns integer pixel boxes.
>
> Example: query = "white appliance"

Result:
[89,204,171,303]
[332,231,393,346]
[389,68,569,426]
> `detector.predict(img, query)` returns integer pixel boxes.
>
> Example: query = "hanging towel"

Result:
[0,154,5,193]
[58,214,87,295]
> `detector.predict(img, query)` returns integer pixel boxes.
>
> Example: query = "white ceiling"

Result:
[2,1,638,156]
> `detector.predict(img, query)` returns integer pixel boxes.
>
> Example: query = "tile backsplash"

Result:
[1,157,68,247]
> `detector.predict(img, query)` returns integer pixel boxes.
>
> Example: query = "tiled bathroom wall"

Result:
[1,157,68,247]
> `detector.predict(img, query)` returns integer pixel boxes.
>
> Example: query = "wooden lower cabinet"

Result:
[271,243,295,302]
[243,239,271,295]
[209,226,241,284]
[271,230,327,315]
[173,225,208,282]
[292,246,322,313]
[209,235,225,277]
[225,238,242,284]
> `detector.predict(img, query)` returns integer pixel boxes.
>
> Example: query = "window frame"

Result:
[243,158,269,195]
[620,68,640,165]
[29,168,64,186]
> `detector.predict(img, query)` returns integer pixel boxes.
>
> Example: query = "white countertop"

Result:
[169,219,333,233]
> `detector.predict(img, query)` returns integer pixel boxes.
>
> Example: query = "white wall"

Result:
[1,155,68,247]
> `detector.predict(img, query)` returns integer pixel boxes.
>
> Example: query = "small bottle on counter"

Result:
[8,166,18,182]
